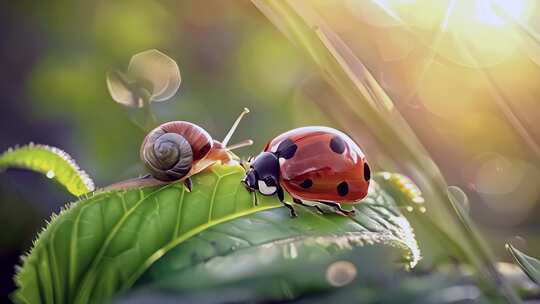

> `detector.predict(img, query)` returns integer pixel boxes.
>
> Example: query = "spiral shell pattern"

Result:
[141,128,193,181]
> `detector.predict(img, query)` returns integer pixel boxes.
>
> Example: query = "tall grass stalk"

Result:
[252,1,520,302]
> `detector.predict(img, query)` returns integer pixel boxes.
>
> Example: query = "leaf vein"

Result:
[76,184,173,297]
[172,187,185,239]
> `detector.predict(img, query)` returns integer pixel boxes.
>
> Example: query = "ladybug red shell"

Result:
[266,126,370,202]
[243,126,371,217]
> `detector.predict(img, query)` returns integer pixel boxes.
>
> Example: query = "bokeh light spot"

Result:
[326,260,357,287]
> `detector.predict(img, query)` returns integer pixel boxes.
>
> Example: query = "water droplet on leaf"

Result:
[326,260,357,287]
[447,185,470,215]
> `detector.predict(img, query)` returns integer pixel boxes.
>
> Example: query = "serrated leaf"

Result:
[374,173,469,268]
[0,143,95,196]
[13,164,419,304]
[144,178,420,278]
[251,2,519,302]
[373,172,425,211]
[129,179,420,302]
[13,165,280,304]
[506,244,540,284]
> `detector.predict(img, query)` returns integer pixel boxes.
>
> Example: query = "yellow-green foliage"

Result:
[13,164,420,304]
[0,143,95,196]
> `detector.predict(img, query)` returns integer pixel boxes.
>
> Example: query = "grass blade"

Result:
[506,243,540,284]
[251,1,520,302]
[13,164,421,303]
[0,143,95,196]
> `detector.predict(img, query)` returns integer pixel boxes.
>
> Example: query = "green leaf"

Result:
[0,143,95,196]
[251,2,519,302]
[124,258,488,304]
[13,164,279,304]
[373,172,426,211]
[141,177,420,272]
[374,173,469,267]
[129,177,420,302]
[125,245,409,303]
[506,243,540,284]
[13,164,420,304]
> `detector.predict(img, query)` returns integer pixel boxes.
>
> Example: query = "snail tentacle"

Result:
[141,129,193,181]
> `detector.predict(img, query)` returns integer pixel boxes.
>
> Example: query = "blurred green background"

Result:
[0,1,316,298]
[1,0,539,300]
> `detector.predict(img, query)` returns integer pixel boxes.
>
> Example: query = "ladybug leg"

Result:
[282,201,298,218]
[240,178,259,206]
[278,187,297,217]
[183,177,193,192]
[251,190,259,206]
[293,198,324,214]
[318,201,356,217]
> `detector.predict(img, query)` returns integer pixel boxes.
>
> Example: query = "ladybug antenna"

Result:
[222,107,252,148]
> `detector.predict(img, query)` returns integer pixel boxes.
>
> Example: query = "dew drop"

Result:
[326,260,357,287]
[447,186,470,215]
[412,197,425,204]
[289,243,298,259]
[46,170,55,179]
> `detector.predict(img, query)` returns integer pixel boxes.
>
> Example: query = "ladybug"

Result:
[243,126,371,217]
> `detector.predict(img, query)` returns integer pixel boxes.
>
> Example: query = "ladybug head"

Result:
[243,152,280,196]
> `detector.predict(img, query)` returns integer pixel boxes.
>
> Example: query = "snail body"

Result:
[140,108,252,186]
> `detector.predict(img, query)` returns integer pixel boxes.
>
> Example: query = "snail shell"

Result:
[141,121,213,181]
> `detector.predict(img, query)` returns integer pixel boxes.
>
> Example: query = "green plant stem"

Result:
[112,70,157,131]
[252,1,520,303]
[138,88,157,131]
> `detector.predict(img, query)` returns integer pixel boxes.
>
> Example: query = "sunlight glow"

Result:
[373,0,532,29]
[361,0,536,67]
[371,0,406,24]
[474,0,527,26]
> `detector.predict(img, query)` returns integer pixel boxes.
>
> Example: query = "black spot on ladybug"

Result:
[330,136,346,154]
[276,138,297,159]
[337,181,349,196]
[364,163,371,181]
[299,179,313,189]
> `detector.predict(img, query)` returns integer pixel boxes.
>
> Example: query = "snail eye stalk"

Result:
[222,108,250,147]
[226,139,253,151]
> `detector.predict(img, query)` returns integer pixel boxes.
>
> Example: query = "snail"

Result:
[139,108,253,191]
[103,51,255,192]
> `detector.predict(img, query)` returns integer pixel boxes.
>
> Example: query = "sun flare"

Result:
[474,0,528,26]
